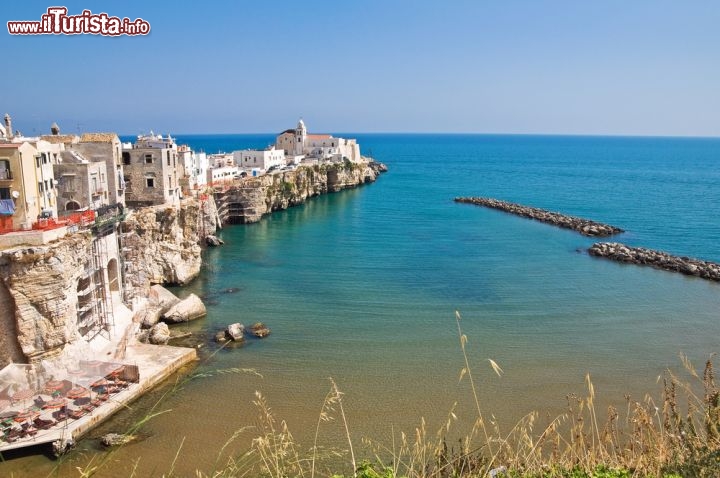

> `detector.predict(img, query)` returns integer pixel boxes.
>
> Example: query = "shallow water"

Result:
[4,134,720,477]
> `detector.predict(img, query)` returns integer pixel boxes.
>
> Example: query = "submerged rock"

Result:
[100,433,136,447]
[215,331,228,343]
[248,322,271,338]
[162,294,207,323]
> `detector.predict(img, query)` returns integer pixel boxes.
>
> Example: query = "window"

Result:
[146,177,155,188]
[168,175,172,188]
[145,154,153,164]
[122,152,131,165]
[65,176,76,192]
[167,151,171,166]
[36,156,41,168]
[0,160,10,180]
[0,188,10,200]
[38,181,44,193]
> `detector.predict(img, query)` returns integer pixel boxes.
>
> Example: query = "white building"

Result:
[232,146,285,171]
[275,119,361,163]
[195,151,208,187]
[207,165,239,185]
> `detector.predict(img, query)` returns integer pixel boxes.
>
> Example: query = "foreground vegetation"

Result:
[68,312,720,477]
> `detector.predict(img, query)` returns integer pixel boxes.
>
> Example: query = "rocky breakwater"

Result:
[588,242,720,282]
[454,197,624,237]
[121,198,218,300]
[221,159,387,224]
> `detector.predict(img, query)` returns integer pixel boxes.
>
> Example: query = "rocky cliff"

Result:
[0,233,93,364]
[221,160,387,224]
[0,197,217,367]
[121,197,218,301]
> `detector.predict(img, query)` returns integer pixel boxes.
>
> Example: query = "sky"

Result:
[2,1,719,136]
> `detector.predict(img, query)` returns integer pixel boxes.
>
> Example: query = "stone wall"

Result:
[221,160,387,224]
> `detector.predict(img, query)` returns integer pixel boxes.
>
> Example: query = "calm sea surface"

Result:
[6,134,720,476]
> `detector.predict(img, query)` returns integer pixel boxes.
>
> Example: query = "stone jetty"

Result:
[588,242,720,282]
[454,197,624,237]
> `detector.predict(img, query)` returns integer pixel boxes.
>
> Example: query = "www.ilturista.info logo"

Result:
[7,7,150,36]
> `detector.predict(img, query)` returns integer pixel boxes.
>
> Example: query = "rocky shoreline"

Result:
[219,159,387,224]
[454,197,624,237]
[588,242,720,282]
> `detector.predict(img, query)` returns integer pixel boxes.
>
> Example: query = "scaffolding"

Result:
[76,236,114,341]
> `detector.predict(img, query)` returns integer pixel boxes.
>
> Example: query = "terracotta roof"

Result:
[80,132,119,143]
[40,134,79,144]
[307,134,332,139]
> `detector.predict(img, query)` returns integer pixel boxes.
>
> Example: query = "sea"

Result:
[4,134,720,476]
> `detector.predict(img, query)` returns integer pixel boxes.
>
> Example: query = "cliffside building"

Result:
[232,146,285,171]
[69,133,125,208]
[55,150,110,213]
[122,133,183,207]
[275,119,361,163]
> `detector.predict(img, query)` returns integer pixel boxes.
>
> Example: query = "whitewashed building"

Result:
[232,147,285,171]
[275,119,361,163]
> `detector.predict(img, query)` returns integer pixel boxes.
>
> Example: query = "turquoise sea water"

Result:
[6,134,720,476]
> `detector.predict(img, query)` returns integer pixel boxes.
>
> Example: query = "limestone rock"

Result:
[149,285,181,314]
[226,323,245,342]
[162,294,207,323]
[136,306,162,330]
[205,235,224,246]
[120,198,219,303]
[149,322,170,345]
[219,160,387,224]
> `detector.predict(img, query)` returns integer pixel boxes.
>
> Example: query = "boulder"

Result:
[162,294,207,323]
[137,306,162,329]
[215,331,228,343]
[149,322,170,345]
[136,329,150,344]
[226,323,245,342]
[149,284,181,314]
[101,433,136,447]
[205,235,224,246]
[248,322,271,338]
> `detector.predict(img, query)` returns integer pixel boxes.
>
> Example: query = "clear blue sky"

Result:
[3,1,719,136]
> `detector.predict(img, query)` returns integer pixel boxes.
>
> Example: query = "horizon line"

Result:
[113,131,720,140]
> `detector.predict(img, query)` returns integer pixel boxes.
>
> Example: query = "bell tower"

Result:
[295,118,307,155]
